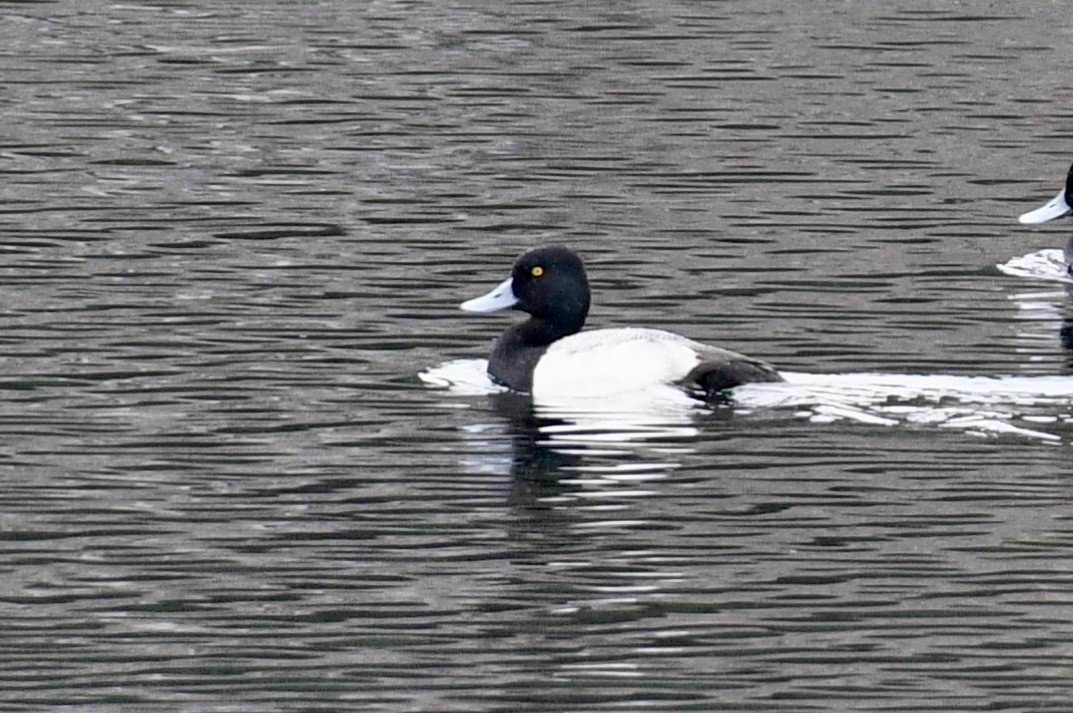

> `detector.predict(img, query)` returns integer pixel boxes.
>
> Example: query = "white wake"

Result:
[421,359,1073,443]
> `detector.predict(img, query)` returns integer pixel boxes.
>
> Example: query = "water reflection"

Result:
[438,366,699,482]
[999,248,1073,369]
[426,359,699,442]
[478,391,697,689]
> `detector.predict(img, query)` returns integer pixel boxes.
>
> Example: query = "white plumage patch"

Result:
[531,328,704,398]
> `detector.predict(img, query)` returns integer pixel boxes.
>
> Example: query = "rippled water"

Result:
[4,1,1073,710]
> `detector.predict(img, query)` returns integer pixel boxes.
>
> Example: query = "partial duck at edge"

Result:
[1020,162,1073,271]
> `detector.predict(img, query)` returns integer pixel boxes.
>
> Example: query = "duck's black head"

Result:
[462,245,591,337]
[507,246,590,334]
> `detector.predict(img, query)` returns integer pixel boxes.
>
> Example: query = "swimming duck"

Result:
[1019,162,1073,270]
[460,246,783,399]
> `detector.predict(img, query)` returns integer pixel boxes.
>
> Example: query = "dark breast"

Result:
[487,329,549,393]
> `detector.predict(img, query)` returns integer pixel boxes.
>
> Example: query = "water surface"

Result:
[3,1,1073,711]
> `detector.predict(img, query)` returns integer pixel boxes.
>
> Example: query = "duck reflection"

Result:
[1058,305,1073,362]
[490,391,578,507]
[1003,280,1073,372]
[422,357,712,493]
[486,387,704,509]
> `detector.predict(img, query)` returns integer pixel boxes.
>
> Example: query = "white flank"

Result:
[531,328,703,398]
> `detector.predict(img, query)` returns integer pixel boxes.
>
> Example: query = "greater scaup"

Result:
[460,246,783,398]
[1019,162,1073,271]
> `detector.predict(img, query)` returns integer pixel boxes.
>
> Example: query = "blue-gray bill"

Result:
[460,277,518,313]
[1020,189,1072,224]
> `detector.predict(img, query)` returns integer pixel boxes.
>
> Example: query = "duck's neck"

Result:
[516,315,581,346]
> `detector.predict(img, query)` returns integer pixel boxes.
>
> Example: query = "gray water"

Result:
[4,1,1073,711]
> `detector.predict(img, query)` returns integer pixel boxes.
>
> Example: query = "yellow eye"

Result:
[530,266,544,278]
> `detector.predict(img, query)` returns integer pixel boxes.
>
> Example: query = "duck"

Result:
[460,245,783,399]
[1019,162,1073,271]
